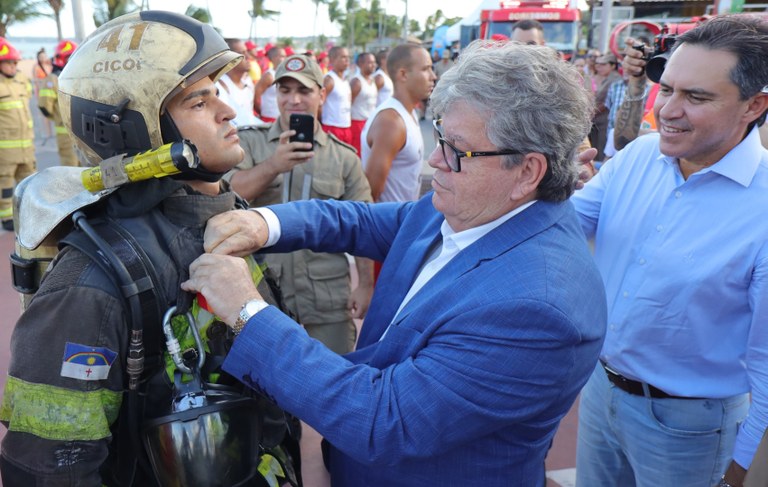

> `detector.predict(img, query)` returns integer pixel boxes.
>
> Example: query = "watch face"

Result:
[244,300,266,315]
[234,300,267,335]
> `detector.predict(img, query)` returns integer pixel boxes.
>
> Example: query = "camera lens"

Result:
[646,54,668,83]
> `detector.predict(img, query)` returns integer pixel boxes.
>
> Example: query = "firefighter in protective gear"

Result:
[0,11,299,486]
[37,40,78,166]
[0,37,35,231]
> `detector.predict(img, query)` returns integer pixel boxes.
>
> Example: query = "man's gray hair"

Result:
[430,41,593,202]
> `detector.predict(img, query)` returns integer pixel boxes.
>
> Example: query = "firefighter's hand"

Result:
[575,147,598,190]
[622,37,648,82]
[204,210,269,256]
[182,254,263,327]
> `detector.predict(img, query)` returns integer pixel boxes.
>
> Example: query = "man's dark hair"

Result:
[375,49,388,66]
[387,44,422,77]
[357,52,374,66]
[267,46,283,61]
[675,15,768,126]
[513,19,544,33]
[328,46,347,60]
[224,38,242,50]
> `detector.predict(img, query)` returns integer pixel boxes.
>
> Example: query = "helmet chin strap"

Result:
[159,112,228,183]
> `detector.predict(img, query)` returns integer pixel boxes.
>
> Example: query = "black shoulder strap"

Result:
[61,214,167,486]
[60,216,167,370]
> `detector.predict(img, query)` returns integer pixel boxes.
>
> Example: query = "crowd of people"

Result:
[0,9,767,487]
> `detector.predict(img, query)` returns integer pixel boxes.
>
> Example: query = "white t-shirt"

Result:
[361,97,423,202]
[374,68,393,106]
[217,73,262,127]
[260,68,279,120]
[350,73,377,121]
[322,71,351,128]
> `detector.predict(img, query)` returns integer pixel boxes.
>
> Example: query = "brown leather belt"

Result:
[601,361,699,400]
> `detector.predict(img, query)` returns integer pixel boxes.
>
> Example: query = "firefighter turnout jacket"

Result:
[0,71,35,222]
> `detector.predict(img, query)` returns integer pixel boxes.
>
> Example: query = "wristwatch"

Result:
[717,476,736,487]
[233,299,269,335]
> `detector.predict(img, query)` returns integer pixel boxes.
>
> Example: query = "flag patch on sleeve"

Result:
[60,342,118,381]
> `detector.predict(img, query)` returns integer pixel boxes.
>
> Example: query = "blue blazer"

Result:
[223,194,607,486]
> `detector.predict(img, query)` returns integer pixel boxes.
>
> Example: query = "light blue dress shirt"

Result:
[572,127,768,468]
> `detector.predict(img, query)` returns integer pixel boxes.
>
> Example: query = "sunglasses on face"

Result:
[432,119,523,173]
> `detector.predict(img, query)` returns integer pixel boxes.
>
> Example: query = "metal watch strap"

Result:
[717,476,736,487]
[233,299,268,335]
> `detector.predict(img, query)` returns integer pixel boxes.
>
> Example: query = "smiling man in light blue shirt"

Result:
[572,15,768,487]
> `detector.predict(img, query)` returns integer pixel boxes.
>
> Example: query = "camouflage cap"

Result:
[274,54,324,88]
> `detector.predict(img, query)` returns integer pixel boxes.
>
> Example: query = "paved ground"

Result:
[0,106,579,486]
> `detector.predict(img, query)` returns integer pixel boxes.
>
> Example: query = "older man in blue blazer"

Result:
[184,40,606,487]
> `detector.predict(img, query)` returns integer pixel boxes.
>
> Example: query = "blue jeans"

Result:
[576,364,749,487]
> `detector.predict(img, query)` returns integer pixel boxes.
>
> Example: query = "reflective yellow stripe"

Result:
[0,207,12,218]
[39,88,56,98]
[0,139,33,149]
[0,100,23,110]
[55,126,68,135]
[257,454,284,487]
[165,255,266,382]
[0,376,122,441]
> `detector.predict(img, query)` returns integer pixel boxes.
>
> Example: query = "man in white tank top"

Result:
[321,46,353,145]
[349,52,377,156]
[216,38,263,127]
[253,46,286,123]
[374,49,393,106]
[361,44,435,203]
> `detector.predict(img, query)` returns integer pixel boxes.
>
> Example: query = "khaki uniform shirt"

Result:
[0,73,35,165]
[38,73,77,166]
[229,123,372,326]
[38,73,62,125]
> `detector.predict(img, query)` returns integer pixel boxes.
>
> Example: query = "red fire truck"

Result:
[479,0,582,57]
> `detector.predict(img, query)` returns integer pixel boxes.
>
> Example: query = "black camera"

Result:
[633,30,677,84]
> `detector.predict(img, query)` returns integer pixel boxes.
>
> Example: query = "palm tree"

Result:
[185,4,212,24]
[327,0,359,48]
[346,0,358,49]
[0,0,49,38]
[312,0,329,47]
[46,0,64,40]
[248,0,278,41]
[93,0,139,28]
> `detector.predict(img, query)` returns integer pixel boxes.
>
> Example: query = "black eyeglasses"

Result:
[432,119,523,173]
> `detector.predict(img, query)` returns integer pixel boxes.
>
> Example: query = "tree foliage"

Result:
[0,0,49,38]
[185,4,212,24]
[47,0,64,40]
[93,0,139,28]
[312,0,330,45]
[327,0,401,49]
[422,9,462,41]
[248,0,279,40]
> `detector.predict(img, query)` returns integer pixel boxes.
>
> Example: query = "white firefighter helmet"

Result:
[58,11,241,177]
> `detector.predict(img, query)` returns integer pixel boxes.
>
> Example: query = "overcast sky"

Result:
[9,0,472,41]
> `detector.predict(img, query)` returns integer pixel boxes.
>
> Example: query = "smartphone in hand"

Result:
[289,114,314,151]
